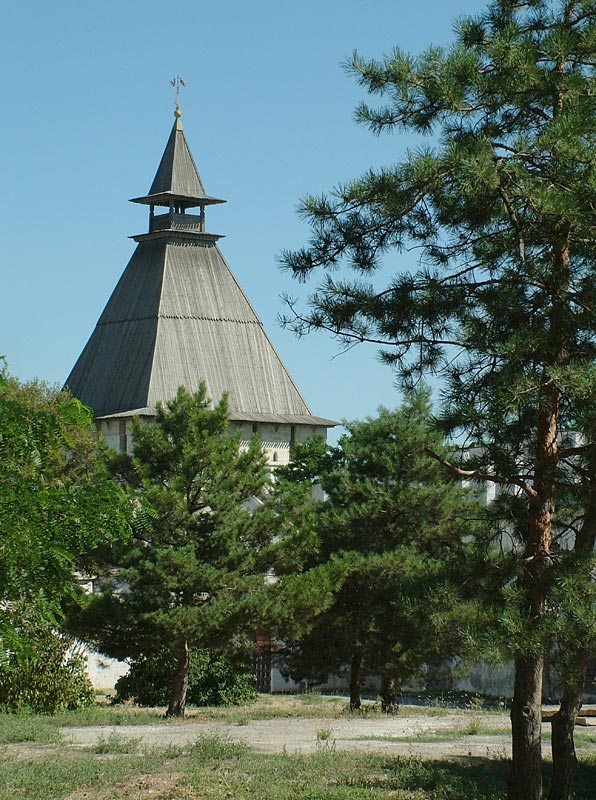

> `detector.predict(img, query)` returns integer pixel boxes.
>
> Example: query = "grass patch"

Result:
[0,714,63,745]
[401,690,510,712]
[5,695,596,799]
[168,749,596,800]
[199,692,350,721]
[3,732,596,798]
[191,733,250,761]
[181,749,505,799]
[352,717,511,745]
[0,749,171,800]
[570,731,596,747]
[355,731,475,744]
[5,693,354,731]
[93,731,141,754]
[49,704,171,727]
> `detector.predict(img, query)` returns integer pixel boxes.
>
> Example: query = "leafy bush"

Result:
[0,617,94,714]
[115,649,257,707]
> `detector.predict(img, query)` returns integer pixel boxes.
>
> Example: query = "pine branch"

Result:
[424,447,537,500]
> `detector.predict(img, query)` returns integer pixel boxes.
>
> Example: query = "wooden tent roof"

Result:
[66,113,336,429]
[130,116,225,208]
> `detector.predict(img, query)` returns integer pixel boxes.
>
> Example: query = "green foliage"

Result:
[114,649,257,707]
[277,393,483,697]
[280,1,596,792]
[0,362,131,656]
[0,609,94,714]
[281,1,596,465]
[75,383,316,715]
[278,435,342,485]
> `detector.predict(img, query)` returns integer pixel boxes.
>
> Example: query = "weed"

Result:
[190,734,249,761]
[93,731,141,754]
[350,701,382,717]
[315,727,336,751]
[463,717,481,736]
[466,694,485,712]
[161,742,186,759]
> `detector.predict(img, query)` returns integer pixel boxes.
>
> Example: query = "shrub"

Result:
[115,648,257,707]
[0,619,94,714]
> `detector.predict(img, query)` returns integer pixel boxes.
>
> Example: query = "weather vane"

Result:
[170,76,186,116]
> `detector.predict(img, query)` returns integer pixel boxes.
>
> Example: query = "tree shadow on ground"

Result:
[338,755,596,799]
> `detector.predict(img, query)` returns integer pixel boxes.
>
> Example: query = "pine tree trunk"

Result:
[507,481,554,800]
[550,470,596,800]
[508,654,545,800]
[508,222,570,800]
[509,356,562,799]
[507,453,555,800]
[549,655,588,800]
[381,673,399,713]
[166,639,190,718]
[349,647,363,710]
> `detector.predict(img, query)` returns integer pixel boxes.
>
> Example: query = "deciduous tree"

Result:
[0,361,130,657]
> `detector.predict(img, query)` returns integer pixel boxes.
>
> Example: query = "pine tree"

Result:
[278,393,482,710]
[81,384,303,717]
[280,3,596,797]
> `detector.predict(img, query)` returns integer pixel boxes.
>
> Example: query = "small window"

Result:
[119,419,127,453]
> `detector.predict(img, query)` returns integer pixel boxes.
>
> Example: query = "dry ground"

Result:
[62,711,512,759]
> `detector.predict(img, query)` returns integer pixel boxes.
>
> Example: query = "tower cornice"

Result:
[131,229,224,244]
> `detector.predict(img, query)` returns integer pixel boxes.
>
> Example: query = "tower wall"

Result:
[97,416,328,466]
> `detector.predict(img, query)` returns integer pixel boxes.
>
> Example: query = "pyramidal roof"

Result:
[66,111,335,429]
[130,113,225,208]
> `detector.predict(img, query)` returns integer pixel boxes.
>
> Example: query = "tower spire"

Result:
[170,76,186,122]
[130,87,225,213]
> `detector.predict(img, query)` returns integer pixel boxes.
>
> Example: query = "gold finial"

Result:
[170,76,186,117]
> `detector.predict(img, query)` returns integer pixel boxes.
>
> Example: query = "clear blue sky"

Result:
[3,0,487,441]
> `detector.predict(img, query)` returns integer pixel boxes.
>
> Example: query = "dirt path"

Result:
[62,713,516,759]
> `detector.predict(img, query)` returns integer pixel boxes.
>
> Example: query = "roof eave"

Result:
[95,408,338,428]
[227,411,339,427]
[130,192,226,208]
[130,230,224,243]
